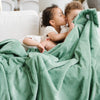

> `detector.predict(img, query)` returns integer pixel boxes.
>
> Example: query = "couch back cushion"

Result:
[0,10,39,41]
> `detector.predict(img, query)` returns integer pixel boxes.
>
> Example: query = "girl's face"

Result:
[51,8,66,26]
[66,9,82,26]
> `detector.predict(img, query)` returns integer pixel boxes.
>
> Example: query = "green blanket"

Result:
[0,9,100,100]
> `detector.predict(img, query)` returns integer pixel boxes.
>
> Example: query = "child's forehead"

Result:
[53,8,63,14]
[66,9,82,16]
[54,7,62,12]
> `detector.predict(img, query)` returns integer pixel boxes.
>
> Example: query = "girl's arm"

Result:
[47,31,69,42]
[48,23,74,42]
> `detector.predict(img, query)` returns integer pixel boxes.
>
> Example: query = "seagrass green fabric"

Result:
[0,9,100,100]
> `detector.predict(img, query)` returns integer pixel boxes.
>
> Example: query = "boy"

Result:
[65,1,83,29]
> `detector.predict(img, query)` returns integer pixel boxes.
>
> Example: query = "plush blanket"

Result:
[0,9,100,100]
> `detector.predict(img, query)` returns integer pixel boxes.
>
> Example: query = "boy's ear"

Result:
[49,20,55,26]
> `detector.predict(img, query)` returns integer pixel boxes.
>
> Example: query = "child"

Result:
[65,1,83,29]
[23,5,73,53]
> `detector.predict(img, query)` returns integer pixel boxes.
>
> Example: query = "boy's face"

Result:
[66,9,82,26]
[52,8,66,26]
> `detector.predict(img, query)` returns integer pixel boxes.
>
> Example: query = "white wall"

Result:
[39,0,73,12]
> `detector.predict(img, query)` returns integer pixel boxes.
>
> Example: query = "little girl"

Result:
[23,5,74,53]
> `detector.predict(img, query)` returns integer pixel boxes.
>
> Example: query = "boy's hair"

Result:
[42,4,58,27]
[65,1,83,16]
[79,0,85,3]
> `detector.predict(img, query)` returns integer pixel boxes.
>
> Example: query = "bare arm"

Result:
[23,37,40,46]
[47,31,70,42]
[23,37,45,53]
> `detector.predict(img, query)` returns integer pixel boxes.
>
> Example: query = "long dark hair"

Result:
[42,4,58,27]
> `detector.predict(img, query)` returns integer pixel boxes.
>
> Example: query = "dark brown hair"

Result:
[42,4,58,27]
[65,1,83,16]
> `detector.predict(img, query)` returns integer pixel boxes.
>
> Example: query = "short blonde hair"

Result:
[65,1,83,16]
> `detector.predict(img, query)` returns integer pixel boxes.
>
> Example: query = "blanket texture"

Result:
[0,9,100,100]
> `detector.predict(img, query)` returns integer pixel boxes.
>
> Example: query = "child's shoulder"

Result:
[45,26,55,30]
[44,26,57,34]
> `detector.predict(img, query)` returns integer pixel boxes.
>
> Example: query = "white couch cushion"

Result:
[0,10,39,41]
